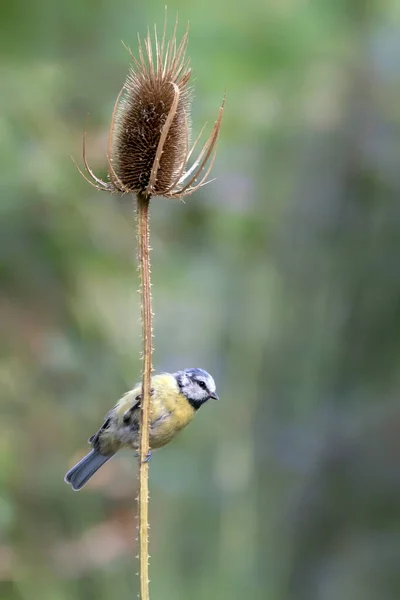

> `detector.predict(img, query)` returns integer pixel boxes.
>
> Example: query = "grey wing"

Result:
[121,387,155,426]
[87,386,153,449]
[88,405,117,448]
[121,393,142,427]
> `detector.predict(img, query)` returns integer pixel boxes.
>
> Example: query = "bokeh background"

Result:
[2,1,400,599]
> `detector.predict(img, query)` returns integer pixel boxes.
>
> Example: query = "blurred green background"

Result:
[2,1,400,599]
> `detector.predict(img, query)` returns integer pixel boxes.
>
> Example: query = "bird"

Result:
[64,368,219,491]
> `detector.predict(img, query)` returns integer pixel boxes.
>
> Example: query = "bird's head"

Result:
[174,368,219,410]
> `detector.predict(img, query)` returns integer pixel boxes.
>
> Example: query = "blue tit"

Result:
[64,368,219,491]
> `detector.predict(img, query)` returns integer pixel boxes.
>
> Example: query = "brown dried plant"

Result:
[75,18,223,600]
[75,21,224,199]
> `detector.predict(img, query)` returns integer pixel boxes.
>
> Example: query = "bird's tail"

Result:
[64,449,113,491]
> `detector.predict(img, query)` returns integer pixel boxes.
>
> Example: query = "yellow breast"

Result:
[149,374,196,448]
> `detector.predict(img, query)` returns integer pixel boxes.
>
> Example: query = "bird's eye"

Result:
[198,381,206,389]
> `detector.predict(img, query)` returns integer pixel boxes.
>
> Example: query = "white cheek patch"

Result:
[181,374,190,388]
[189,382,199,399]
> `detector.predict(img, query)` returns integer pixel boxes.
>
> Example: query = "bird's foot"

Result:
[134,449,152,463]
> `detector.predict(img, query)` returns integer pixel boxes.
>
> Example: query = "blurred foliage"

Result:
[1,1,400,599]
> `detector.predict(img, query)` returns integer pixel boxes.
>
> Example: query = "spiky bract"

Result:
[75,20,224,199]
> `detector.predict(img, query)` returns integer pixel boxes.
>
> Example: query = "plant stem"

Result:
[137,191,152,600]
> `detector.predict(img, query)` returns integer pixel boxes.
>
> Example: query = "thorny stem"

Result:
[137,191,153,600]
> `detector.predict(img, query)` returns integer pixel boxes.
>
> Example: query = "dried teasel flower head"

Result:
[76,19,224,199]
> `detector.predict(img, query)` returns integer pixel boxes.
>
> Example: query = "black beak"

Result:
[209,391,219,400]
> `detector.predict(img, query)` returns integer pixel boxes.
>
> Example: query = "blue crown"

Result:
[184,368,211,379]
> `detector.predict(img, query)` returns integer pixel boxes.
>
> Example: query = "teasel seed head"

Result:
[75,19,224,199]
